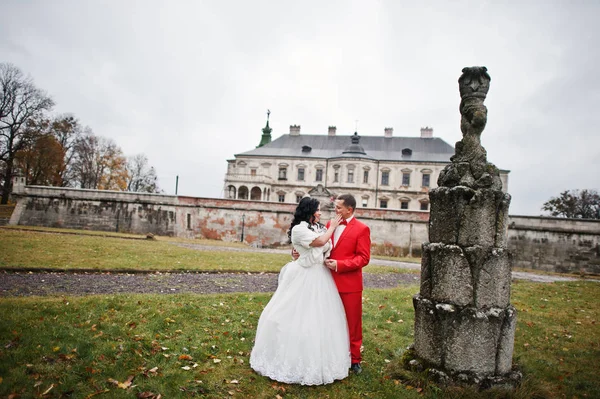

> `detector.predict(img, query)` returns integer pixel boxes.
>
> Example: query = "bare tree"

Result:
[126,154,161,193]
[71,131,128,190]
[0,63,54,203]
[542,189,600,219]
[50,114,85,187]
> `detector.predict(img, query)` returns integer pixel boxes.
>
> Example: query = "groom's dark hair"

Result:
[337,194,356,211]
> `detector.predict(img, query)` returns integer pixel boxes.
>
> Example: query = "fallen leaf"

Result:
[181,366,191,371]
[178,354,192,361]
[148,367,158,373]
[118,375,135,389]
[213,359,222,363]
[229,379,239,384]
[42,384,55,395]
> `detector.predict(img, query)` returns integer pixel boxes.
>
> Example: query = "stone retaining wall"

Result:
[8,185,600,274]
[507,216,600,275]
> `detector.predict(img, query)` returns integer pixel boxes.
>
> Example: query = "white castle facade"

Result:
[223,122,509,211]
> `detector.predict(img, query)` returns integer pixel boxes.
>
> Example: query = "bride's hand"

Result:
[330,214,343,228]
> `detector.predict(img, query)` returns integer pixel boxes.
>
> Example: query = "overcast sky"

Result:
[1,0,598,215]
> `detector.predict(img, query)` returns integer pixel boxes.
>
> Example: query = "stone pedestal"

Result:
[409,67,520,389]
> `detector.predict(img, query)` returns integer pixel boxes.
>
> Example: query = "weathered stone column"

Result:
[410,67,521,389]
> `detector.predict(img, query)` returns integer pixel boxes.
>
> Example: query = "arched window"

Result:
[250,186,262,200]
[238,186,249,200]
[227,185,236,199]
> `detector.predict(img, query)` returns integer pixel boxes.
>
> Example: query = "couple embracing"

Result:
[250,194,371,385]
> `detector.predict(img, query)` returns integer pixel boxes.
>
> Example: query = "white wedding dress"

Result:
[250,221,350,385]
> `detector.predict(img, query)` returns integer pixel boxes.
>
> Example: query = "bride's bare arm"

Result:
[310,214,342,247]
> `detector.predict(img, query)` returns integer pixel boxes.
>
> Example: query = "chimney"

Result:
[328,126,336,136]
[420,126,433,138]
[384,127,393,138]
[290,124,301,136]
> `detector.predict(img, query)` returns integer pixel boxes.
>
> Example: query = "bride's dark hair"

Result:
[287,197,323,240]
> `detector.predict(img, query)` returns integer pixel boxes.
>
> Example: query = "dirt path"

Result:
[0,271,419,297]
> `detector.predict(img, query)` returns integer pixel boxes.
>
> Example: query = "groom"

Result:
[324,194,371,374]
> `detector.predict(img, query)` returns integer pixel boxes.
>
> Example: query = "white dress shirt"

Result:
[333,215,354,246]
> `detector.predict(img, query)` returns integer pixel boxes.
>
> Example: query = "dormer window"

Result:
[402,148,412,156]
[302,145,312,152]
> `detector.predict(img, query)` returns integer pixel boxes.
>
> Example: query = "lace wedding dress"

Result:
[250,221,350,385]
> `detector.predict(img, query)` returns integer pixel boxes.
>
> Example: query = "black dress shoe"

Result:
[350,363,362,374]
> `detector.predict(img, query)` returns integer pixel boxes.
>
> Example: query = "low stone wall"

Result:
[8,185,430,250]
[9,185,600,274]
[507,216,600,275]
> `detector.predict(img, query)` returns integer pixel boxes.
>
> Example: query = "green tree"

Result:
[542,189,600,219]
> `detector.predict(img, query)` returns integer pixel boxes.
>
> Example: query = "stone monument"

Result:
[409,67,521,388]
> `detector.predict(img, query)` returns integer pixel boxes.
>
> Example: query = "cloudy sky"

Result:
[1,0,598,215]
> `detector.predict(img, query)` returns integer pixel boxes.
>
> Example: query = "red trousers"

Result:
[339,291,362,363]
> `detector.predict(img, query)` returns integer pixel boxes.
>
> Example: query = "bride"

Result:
[250,197,351,385]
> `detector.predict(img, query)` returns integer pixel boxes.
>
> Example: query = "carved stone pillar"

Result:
[410,67,521,389]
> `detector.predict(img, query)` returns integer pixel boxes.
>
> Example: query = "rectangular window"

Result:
[278,167,287,180]
[298,168,305,181]
[278,194,285,202]
[420,202,429,211]
[316,169,323,181]
[363,170,369,183]
[422,173,430,187]
[381,171,389,186]
[402,172,410,186]
[334,171,339,182]
[296,195,303,203]
[380,199,388,208]
[250,169,257,177]
[187,213,191,229]
[347,170,354,183]
[401,201,409,210]
[362,198,368,207]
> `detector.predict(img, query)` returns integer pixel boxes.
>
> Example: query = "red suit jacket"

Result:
[327,218,371,293]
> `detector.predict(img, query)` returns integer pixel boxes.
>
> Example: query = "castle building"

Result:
[223,119,509,211]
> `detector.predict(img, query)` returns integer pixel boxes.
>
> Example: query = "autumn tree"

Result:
[126,154,161,193]
[542,189,600,219]
[0,63,54,203]
[14,128,65,186]
[71,132,128,190]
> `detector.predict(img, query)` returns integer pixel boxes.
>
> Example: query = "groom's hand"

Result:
[291,248,300,260]
[324,259,337,270]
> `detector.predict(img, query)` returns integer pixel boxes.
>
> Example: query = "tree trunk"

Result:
[1,158,13,204]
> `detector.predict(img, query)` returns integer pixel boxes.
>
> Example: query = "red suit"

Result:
[327,217,371,364]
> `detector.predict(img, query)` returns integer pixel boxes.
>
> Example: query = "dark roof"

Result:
[236,134,456,163]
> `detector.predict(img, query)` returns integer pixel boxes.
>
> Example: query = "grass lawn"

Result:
[0,228,415,275]
[0,229,290,273]
[0,282,599,398]
[2,226,599,397]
